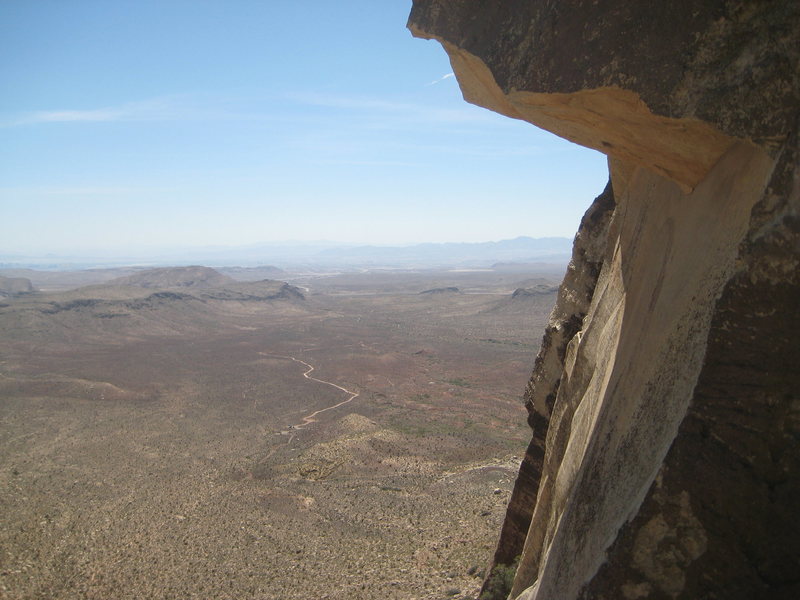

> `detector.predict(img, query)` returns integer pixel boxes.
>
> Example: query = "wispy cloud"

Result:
[3,89,488,129]
[285,91,492,126]
[24,108,128,124]
[285,92,416,113]
[0,184,176,197]
[0,94,281,128]
[3,98,180,127]
[426,72,455,86]
[316,158,422,167]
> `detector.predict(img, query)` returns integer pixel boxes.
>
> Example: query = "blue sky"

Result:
[0,0,607,255]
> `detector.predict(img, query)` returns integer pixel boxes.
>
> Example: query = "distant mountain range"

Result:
[0,236,572,270]
[312,237,572,267]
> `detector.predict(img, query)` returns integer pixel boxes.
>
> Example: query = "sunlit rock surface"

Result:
[409,2,799,599]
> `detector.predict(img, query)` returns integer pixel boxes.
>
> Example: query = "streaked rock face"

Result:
[408,2,799,599]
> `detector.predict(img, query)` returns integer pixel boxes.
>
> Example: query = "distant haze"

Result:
[0,236,573,271]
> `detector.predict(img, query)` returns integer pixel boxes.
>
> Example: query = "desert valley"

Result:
[0,263,560,600]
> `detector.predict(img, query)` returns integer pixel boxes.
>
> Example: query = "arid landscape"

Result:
[4,1,796,598]
[0,264,560,599]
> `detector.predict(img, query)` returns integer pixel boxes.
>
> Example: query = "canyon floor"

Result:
[0,267,559,600]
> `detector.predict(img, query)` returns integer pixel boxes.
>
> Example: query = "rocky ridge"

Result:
[108,265,236,289]
[409,2,799,599]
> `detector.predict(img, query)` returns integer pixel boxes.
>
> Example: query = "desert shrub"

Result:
[479,556,519,600]
[446,377,471,387]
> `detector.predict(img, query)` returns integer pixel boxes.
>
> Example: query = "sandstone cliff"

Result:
[409,2,799,599]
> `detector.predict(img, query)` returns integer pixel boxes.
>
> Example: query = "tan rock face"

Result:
[409,2,799,599]
[416,38,736,193]
[491,181,615,572]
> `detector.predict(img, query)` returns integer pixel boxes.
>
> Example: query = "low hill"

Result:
[217,265,286,282]
[0,278,307,345]
[419,286,460,295]
[197,280,305,302]
[510,285,558,298]
[483,285,559,316]
[0,275,34,297]
[109,266,235,289]
[0,268,142,291]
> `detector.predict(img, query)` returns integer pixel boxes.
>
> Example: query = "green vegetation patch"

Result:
[480,556,520,600]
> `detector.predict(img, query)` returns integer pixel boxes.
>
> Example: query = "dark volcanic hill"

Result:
[197,280,305,302]
[109,266,236,289]
[419,286,460,295]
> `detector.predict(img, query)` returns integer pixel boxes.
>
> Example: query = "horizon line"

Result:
[0,234,574,257]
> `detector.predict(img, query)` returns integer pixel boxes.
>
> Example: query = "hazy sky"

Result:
[0,0,608,255]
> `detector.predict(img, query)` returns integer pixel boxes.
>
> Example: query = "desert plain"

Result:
[0,265,560,600]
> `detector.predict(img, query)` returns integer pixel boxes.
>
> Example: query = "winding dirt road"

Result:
[260,353,359,429]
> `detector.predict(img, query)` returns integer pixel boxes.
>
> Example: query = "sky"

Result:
[0,0,608,257]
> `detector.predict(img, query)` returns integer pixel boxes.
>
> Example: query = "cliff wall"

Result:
[408,2,799,599]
